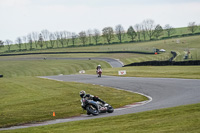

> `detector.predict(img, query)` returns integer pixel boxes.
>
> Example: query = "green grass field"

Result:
[1,32,200,132]
[87,66,200,79]
[1,103,200,133]
[1,35,200,64]
[0,77,147,128]
[1,26,200,53]
[0,58,148,128]
[0,57,199,130]
[0,58,112,78]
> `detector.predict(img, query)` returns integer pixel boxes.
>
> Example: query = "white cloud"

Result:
[0,0,30,7]
[0,0,200,41]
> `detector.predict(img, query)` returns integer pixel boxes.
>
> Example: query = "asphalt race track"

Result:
[0,57,124,68]
[1,74,200,131]
[1,58,200,131]
[42,74,200,112]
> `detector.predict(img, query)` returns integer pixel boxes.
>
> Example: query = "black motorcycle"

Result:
[81,98,114,116]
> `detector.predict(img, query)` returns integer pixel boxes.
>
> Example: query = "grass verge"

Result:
[0,77,147,128]
[86,66,200,79]
[2,103,200,133]
[0,59,111,78]
[1,35,200,62]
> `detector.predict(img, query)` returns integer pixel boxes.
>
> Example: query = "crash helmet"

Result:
[98,64,101,67]
[80,90,86,98]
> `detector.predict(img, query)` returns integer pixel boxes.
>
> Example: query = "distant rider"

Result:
[96,64,101,70]
[79,90,106,105]
[96,64,102,73]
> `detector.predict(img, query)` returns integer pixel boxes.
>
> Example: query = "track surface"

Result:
[0,57,124,68]
[1,57,200,130]
[43,74,200,111]
[1,74,200,131]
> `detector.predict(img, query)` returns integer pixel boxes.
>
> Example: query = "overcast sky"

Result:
[0,0,200,42]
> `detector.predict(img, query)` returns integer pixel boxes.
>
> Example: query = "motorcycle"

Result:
[81,98,114,116]
[97,68,102,77]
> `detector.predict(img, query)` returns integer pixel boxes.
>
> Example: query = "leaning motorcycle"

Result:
[97,69,102,77]
[81,98,114,116]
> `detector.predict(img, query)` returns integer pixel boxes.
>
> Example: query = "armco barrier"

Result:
[0,51,155,56]
[124,60,200,67]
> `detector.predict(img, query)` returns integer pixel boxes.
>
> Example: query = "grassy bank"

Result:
[0,59,111,78]
[0,77,147,128]
[1,26,200,53]
[86,66,200,79]
[0,46,200,131]
[0,52,172,66]
[1,35,200,64]
[0,58,148,128]
[1,63,199,128]
[2,103,200,133]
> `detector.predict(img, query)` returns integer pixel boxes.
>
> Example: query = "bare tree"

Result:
[143,19,156,40]
[188,22,198,34]
[41,29,50,48]
[79,31,88,45]
[87,29,93,45]
[27,34,33,50]
[15,37,23,51]
[92,29,101,45]
[63,31,71,46]
[5,39,13,52]
[38,33,44,49]
[127,26,137,42]
[22,36,28,50]
[31,32,39,48]
[134,24,142,41]
[154,24,163,39]
[56,31,68,47]
[102,27,114,44]
[164,24,176,37]
[0,40,4,50]
[49,33,56,48]
[59,31,65,47]
[141,24,146,41]
[115,24,125,43]
[71,32,78,46]
[54,32,60,48]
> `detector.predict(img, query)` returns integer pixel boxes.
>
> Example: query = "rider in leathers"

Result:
[80,90,106,114]
[96,64,102,74]
[96,64,101,71]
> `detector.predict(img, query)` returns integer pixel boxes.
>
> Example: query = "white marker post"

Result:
[118,70,126,75]
[79,70,85,74]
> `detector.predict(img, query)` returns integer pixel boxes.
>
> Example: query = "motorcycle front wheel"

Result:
[86,105,99,116]
[107,105,114,113]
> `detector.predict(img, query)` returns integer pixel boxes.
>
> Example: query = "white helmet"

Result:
[98,64,101,67]
[80,90,86,98]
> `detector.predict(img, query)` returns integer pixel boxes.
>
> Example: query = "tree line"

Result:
[0,19,199,52]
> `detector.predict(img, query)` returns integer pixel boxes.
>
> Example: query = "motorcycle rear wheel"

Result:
[98,73,101,77]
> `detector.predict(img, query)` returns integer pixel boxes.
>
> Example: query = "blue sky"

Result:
[0,0,200,42]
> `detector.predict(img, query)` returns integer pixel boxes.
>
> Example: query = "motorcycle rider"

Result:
[79,90,106,105]
[96,64,101,71]
[96,64,102,74]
